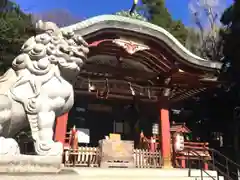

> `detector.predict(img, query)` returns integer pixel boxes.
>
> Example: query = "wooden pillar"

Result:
[160,108,173,168]
[55,113,68,145]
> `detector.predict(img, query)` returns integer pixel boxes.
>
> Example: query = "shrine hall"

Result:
[51,15,222,168]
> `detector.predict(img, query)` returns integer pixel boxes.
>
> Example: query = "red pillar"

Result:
[55,113,68,145]
[181,158,186,168]
[160,108,173,168]
[204,162,209,170]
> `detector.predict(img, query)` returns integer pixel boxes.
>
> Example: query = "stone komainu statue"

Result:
[0,20,89,156]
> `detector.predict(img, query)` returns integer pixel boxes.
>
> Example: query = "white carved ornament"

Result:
[112,39,150,55]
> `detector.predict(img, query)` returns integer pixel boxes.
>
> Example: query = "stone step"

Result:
[68,168,224,180]
[0,175,223,180]
[0,168,224,180]
[72,177,223,180]
[72,168,219,177]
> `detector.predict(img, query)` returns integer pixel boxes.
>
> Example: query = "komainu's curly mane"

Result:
[0,20,88,102]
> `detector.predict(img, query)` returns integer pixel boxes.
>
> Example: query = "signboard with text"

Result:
[77,128,90,144]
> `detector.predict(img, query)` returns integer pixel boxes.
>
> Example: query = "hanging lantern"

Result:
[174,133,184,152]
[152,123,159,135]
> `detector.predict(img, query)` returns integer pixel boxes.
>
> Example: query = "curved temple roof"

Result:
[62,14,222,71]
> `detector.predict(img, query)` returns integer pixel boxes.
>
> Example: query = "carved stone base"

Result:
[0,154,62,173]
[34,140,63,156]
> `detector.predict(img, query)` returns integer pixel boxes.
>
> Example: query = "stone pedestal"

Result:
[0,155,62,174]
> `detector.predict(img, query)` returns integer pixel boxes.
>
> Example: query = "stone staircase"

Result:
[0,168,225,180]
[71,168,224,180]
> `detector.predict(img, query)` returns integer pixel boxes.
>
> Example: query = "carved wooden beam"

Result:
[74,90,159,103]
[81,64,157,79]
[112,38,150,55]
[89,40,175,73]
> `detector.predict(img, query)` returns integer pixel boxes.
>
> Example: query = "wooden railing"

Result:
[64,147,162,168]
[175,142,211,169]
[183,142,210,157]
[64,147,100,167]
[134,149,162,168]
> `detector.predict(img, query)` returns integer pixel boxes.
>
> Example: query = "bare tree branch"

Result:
[186,0,226,61]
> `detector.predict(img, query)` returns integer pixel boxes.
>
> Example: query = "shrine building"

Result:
[53,15,222,168]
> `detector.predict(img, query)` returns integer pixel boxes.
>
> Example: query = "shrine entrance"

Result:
[85,110,113,147]
[67,95,158,147]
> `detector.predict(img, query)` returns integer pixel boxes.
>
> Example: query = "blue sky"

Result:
[14,0,233,26]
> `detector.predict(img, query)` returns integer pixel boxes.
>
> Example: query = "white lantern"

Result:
[152,123,159,135]
[174,133,184,152]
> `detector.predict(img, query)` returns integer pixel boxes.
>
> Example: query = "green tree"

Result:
[33,9,82,27]
[219,0,240,163]
[182,0,240,164]
[0,0,36,73]
[220,0,240,82]
[139,0,188,44]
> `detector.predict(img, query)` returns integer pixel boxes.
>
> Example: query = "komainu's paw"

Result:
[34,140,63,156]
[0,95,12,135]
[0,137,20,155]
